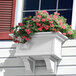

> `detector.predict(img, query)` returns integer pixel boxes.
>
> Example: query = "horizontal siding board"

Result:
[57,66,76,74]
[62,47,76,56]
[58,57,76,66]
[0,58,24,67]
[0,41,15,48]
[0,49,16,57]
[0,67,25,76]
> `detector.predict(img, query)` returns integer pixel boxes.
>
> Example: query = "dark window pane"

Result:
[23,12,35,18]
[58,10,72,24]
[24,0,39,10]
[48,11,56,14]
[59,0,73,9]
[41,0,57,10]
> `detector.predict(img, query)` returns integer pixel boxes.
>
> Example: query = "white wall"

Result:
[0,40,76,76]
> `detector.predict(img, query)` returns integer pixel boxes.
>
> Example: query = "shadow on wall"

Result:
[0,44,25,76]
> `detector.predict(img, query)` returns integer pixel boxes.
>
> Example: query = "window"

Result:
[15,0,76,30]
[22,0,73,25]
[0,0,16,39]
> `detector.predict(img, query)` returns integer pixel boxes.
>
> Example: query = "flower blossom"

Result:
[38,27,42,31]
[36,15,41,19]
[59,20,63,25]
[25,38,30,41]
[18,23,24,26]
[62,32,66,36]
[25,29,31,34]
[14,40,20,43]
[21,36,25,39]
[44,25,49,30]
[68,31,72,35]
[50,24,53,27]
[36,22,41,26]
[62,26,65,29]
[36,19,40,22]
[49,21,53,23]
[54,28,59,32]
[42,19,46,22]
[47,17,50,20]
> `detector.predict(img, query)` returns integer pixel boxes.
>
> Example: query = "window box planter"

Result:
[14,32,67,59]
[9,32,68,75]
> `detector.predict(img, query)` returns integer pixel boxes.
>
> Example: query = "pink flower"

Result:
[42,10,48,14]
[21,36,25,39]
[42,19,46,22]
[49,21,53,23]
[37,15,41,19]
[36,19,40,22]
[53,15,57,20]
[25,38,30,41]
[57,13,60,15]
[18,23,24,26]
[47,17,50,20]
[14,40,20,43]
[27,26,29,28]
[59,20,63,25]
[54,28,59,32]
[40,26,43,29]
[62,26,65,29]
[54,12,57,15]
[32,18,34,20]
[38,27,42,31]
[49,15,52,18]
[62,33,66,36]
[54,12,60,15]
[25,29,31,34]
[21,27,24,29]
[28,24,32,27]
[68,31,72,35]
[70,25,71,27]
[44,25,49,30]
[50,24,53,27]
[36,22,41,26]
[35,12,37,15]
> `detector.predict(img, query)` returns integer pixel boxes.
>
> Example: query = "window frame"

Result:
[15,0,75,30]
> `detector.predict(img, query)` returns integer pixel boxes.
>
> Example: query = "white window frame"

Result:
[72,0,76,30]
[14,0,76,30]
[14,0,24,27]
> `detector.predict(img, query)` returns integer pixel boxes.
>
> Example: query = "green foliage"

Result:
[11,10,76,43]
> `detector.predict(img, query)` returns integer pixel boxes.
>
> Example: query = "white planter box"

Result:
[9,32,68,75]
[15,32,68,59]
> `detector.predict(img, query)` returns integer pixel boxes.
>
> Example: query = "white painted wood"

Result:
[14,32,67,60]
[42,56,55,73]
[0,41,15,48]
[0,67,25,76]
[62,47,76,56]
[57,66,76,75]
[58,57,76,66]
[20,56,35,75]
[0,58,23,67]
[0,38,76,76]
[62,40,76,47]
[14,0,24,26]
[1,56,76,67]
[71,0,76,30]
[0,66,76,75]
[0,49,16,57]
[35,67,55,75]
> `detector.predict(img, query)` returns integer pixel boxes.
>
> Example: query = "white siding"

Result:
[0,40,76,76]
